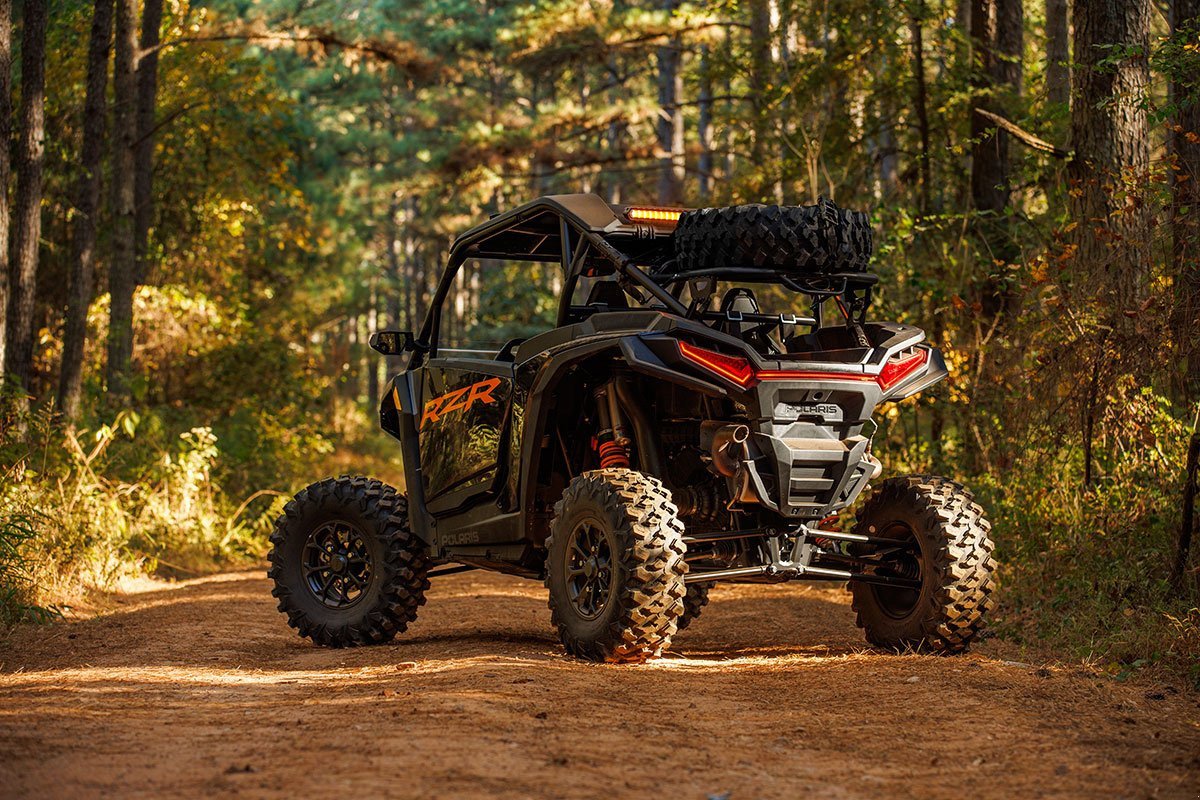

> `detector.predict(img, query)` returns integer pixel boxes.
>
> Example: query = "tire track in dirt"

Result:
[1,570,1197,799]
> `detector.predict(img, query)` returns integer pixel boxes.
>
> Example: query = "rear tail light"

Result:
[677,341,756,388]
[678,342,929,391]
[876,348,930,391]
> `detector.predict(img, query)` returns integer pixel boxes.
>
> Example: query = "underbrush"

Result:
[0,404,288,621]
[0,284,344,623]
[973,460,1200,688]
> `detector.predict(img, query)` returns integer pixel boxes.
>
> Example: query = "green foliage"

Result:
[872,386,1200,683]
[464,259,560,345]
[1151,20,1200,122]
[0,397,298,614]
[0,510,56,626]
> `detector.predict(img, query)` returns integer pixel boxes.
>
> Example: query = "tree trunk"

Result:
[655,0,684,205]
[971,0,1022,216]
[1170,428,1199,592]
[970,0,1023,316]
[366,277,379,411]
[59,0,115,421]
[603,54,625,205]
[697,45,713,204]
[133,0,162,285]
[971,0,1005,214]
[1046,0,1071,106]
[909,2,932,215]
[724,75,737,185]
[5,0,48,400]
[1172,1,1200,398]
[748,0,771,185]
[1067,0,1151,309]
[0,0,11,378]
[106,0,138,401]
[995,0,1023,94]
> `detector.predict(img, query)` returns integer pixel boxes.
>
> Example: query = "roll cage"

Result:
[409,193,881,365]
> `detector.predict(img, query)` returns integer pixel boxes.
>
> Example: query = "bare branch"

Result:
[974,108,1071,159]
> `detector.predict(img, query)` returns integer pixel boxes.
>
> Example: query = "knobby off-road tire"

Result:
[850,476,996,654]
[676,583,711,631]
[268,476,429,648]
[545,468,688,663]
[673,199,873,274]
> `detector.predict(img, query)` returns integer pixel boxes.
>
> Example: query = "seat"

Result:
[718,287,761,335]
[718,287,786,353]
[585,280,629,311]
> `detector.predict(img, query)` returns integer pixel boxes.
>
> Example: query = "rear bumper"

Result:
[737,432,880,519]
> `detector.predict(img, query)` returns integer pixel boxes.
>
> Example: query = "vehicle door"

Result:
[418,354,515,515]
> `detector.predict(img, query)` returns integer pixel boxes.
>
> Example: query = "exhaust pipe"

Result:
[701,422,750,478]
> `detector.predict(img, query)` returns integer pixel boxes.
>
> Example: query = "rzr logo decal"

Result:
[421,377,502,429]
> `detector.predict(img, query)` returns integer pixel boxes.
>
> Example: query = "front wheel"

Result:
[268,476,429,647]
[544,469,688,663]
[850,475,996,653]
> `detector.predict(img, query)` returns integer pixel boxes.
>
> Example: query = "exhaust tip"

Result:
[710,423,751,477]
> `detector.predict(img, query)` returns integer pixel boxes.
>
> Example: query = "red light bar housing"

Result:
[875,349,930,391]
[677,341,929,392]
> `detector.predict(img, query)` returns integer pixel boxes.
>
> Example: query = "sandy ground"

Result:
[1,570,1198,800]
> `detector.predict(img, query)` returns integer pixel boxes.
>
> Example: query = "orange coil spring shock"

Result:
[597,438,630,469]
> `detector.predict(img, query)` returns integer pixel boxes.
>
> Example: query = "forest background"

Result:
[0,0,1197,686]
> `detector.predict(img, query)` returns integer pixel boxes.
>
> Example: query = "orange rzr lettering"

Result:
[421,377,503,429]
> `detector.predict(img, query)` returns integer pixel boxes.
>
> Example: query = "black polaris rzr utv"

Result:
[268,194,996,663]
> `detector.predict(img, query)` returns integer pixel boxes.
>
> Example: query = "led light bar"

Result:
[627,207,684,224]
[678,342,929,392]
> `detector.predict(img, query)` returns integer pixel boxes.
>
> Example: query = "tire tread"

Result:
[850,475,996,654]
[674,199,873,274]
[267,475,429,648]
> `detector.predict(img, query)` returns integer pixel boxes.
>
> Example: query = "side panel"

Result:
[418,358,515,508]
[379,370,433,546]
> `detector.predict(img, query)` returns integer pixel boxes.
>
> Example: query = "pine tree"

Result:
[59,0,115,421]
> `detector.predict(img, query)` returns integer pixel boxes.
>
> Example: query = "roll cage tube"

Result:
[578,230,687,316]
[409,193,882,360]
[412,202,686,362]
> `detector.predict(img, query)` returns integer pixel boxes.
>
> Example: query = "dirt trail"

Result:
[1,571,1197,800]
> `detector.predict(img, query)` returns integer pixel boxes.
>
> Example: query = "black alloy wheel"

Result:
[302,521,374,609]
[865,521,923,619]
[563,518,614,620]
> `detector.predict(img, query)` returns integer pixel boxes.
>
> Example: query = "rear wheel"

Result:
[850,476,995,653]
[545,469,688,663]
[268,476,429,647]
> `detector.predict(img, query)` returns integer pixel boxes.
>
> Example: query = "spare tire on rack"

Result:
[672,198,872,274]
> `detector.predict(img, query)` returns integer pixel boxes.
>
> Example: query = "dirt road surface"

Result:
[1,570,1198,799]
